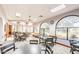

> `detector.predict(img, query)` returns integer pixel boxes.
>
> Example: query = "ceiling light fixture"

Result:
[28,22,33,26]
[16,13,21,17]
[51,4,66,13]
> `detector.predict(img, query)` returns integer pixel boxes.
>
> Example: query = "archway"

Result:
[39,22,49,37]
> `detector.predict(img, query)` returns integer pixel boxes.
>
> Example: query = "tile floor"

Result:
[4,35,73,54]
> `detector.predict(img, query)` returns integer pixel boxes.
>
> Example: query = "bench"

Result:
[0,42,15,54]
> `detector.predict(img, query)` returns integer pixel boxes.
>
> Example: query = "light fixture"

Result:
[16,13,21,17]
[51,4,66,13]
[28,22,33,26]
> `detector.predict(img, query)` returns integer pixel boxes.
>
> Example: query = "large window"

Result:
[55,15,79,40]
[10,21,26,32]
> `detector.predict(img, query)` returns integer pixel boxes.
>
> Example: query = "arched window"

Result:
[40,22,49,37]
[55,15,79,42]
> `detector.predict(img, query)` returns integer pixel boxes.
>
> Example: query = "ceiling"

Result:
[1,4,79,23]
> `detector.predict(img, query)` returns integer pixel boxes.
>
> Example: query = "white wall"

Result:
[0,17,7,42]
[33,24,40,33]
[0,5,7,41]
[0,18,3,41]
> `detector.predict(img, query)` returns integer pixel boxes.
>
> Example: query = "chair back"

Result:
[45,44,53,54]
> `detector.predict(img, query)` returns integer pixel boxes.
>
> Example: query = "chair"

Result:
[69,40,79,54]
[1,42,15,54]
[41,44,53,54]
[46,38,54,46]
[20,34,26,41]
[45,44,53,54]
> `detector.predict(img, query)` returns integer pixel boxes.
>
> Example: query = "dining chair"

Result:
[46,38,54,46]
[69,40,79,54]
[41,44,53,54]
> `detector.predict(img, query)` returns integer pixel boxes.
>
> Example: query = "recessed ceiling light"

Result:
[28,22,33,26]
[51,4,66,13]
[33,18,37,21]
[16,13,21,17]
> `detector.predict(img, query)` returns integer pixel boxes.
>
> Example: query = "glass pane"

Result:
[57,16,79,28]
[40,23,49,36]
[56,28,67,40]
[40,28,45,36]
[69,28,79,40]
